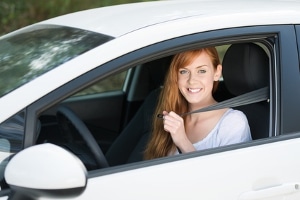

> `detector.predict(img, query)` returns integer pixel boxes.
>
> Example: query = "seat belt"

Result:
[157,86,269,118]
[181,86,269,116]
[157,86,269,154]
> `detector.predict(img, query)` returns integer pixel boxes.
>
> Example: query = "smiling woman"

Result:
[144,47,252,159]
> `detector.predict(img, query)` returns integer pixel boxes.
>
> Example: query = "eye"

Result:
[179,69,189,75]
[198,69,206,74]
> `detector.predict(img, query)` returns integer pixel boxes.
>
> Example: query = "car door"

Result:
[67,25,300,200]
[22,25,297,199]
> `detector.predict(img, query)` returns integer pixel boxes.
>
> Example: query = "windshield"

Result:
[0,25,113,97]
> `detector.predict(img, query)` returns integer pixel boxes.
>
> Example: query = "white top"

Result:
[174,109,252,154]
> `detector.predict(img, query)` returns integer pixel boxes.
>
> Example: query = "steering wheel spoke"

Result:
[56,106,109,169]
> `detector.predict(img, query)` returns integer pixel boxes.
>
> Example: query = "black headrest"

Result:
[222,43,269,96]
[145,56,173,91]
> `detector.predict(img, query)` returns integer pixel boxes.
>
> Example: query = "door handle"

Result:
[239,182,300,200]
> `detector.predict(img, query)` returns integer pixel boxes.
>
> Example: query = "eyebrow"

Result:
[196,65,208,68]
[181,64,208,69]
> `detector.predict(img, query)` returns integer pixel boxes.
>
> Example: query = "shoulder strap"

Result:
[180,87,269,117]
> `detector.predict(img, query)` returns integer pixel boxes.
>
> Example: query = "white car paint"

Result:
[39,0,300,37]
[36,138,300,200]
[5,144,87,189]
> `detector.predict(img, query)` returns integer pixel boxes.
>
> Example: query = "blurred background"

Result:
[0,0,156,36]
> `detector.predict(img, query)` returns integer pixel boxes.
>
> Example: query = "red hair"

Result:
[144,47,221,159]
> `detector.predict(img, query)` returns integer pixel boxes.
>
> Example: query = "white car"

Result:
[1,0,300,199]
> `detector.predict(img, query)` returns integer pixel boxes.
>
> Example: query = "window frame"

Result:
[23,25,298,175]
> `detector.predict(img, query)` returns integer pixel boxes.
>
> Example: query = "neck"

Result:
[188,97,217,112]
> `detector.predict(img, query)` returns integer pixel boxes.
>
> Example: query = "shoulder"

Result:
[221,109,248,125]
[216,109,252,144]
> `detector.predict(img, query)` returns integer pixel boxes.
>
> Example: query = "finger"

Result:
[168,111,181,119]
[164,124,174,133]
[164,115,181,126]
[163,124,170,132]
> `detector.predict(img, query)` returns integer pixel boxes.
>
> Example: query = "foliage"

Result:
[0,0,156,36]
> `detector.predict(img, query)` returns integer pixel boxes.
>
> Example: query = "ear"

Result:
[214,64,222,81]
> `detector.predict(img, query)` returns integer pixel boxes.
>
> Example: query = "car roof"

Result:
[40,0,300,37]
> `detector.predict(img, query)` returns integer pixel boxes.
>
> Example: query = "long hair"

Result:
[144,47,221,160]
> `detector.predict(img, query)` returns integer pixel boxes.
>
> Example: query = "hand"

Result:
[163,111,187,147]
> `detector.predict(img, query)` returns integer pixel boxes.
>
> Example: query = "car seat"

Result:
[222,42,270,140]
[105,56,172,166]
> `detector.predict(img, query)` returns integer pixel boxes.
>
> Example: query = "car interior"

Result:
[0,41,271,176]
[104,42,270,167]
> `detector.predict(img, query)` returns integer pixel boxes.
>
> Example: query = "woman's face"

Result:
[177,51,222,107]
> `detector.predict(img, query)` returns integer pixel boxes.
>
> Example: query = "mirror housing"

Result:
[5,143,87,199]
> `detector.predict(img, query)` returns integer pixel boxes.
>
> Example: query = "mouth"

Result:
[188,88,201,93]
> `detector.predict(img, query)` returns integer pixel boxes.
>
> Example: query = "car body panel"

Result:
[37,136,300,200]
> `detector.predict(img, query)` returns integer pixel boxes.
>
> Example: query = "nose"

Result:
[188,71,197,84]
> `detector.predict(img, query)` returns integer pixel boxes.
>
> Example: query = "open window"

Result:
[33,39,272,172]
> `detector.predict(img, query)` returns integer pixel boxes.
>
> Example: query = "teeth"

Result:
[188,88,200,93]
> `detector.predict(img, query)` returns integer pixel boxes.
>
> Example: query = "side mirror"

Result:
[5,143,87,199]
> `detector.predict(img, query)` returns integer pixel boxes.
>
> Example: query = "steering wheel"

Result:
[56,106,109,169]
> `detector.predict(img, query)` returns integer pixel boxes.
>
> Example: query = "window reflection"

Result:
[0,25,113,97]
